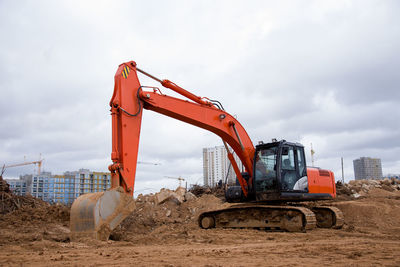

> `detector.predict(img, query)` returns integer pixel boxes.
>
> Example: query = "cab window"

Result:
[281,146,297,190]
[297,148,306,178]
[255,147,278,192]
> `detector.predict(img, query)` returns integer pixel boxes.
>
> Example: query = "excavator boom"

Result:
[70,61,256,240]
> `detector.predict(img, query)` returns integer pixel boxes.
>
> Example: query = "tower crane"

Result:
[164,176,185,187]
[1,158,43,176]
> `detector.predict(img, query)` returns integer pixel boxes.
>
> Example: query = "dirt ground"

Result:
[1,178,400,266]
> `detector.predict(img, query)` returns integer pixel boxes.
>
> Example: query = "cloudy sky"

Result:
[1,0,399,194]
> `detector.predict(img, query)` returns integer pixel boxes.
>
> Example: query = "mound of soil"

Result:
[0,176,70,244]
[0,203,70,244]
[111,193,229,243]
[333,188,400,234]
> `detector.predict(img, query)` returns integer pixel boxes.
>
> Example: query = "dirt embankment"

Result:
[334,180,400,235]
[0,175,70,244]
[0,178,400,266]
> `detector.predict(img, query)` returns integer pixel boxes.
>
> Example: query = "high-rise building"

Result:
[203,146,243,186]
[353,157,383,180]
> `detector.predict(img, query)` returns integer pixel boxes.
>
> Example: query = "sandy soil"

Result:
[1,185,400,266]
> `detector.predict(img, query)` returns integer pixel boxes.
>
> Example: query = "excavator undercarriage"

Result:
[198,204,343,232]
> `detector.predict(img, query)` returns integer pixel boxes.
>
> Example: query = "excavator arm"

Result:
[70,61,256,240]
[109,61,255,196]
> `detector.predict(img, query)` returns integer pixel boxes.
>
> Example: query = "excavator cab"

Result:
[254,140,309,201]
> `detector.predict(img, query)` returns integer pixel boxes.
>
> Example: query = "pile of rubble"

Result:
[337,178,400,198]
[152,187,197,204]
[0,175,50,215]
[0,175,69,223]
[110,187,228,242]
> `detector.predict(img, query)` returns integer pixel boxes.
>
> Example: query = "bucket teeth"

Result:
[70,187,135,241]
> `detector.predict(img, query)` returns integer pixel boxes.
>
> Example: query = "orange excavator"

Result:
[70,61,343,240]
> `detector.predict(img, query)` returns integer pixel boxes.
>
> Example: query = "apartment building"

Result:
[6,169,111,204]
[7,179,28,196]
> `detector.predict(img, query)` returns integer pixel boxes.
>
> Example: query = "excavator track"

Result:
[198,204,317,232]
[311,206,344,229]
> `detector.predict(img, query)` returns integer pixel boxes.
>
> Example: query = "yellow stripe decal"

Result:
[122,66,130,79]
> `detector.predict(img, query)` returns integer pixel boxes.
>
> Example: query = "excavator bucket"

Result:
[70,186,135,241]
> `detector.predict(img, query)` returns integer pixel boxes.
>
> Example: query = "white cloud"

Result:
[1,0,399,193]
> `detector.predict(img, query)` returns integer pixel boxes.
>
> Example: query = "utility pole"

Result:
[341,157,345,184]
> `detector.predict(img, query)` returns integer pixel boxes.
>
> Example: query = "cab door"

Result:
[254,146,279,193]
[280,145,308,192]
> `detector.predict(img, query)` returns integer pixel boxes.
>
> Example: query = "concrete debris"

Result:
[338,178,400,198]
[155,188,182,205]
[184,192,197,202]
[136,194,155,204]
[174,187,186,203]
[153,187,195,205]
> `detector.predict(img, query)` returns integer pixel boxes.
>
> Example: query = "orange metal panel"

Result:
[307,168,336,197]
[109,62,143,194]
